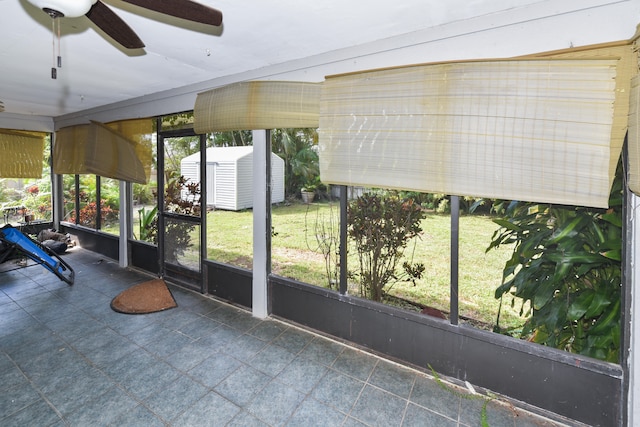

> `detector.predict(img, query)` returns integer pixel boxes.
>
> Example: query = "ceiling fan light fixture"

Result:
[27,0,97,18]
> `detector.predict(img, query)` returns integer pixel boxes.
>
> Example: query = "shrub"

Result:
[71,199,118,228]
[133,183,155,205]
[488,170,622,362]
[347,191,426,302]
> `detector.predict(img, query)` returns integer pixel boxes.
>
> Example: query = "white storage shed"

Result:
[180,146,285,211]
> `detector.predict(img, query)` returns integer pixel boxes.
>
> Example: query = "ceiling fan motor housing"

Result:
[25,0,223,52]
[27,0,98,18]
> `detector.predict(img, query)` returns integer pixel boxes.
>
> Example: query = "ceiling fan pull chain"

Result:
[50,17,62,79]
[51,18,56,79]
[57,17,62,69]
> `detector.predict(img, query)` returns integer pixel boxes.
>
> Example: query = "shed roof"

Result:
[182,146,255,163]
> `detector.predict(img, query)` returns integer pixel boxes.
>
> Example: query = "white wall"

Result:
[0,113,53,132]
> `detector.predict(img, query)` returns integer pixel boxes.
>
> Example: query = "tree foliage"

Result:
[163,136,200,175]
[210,130,253,147]
[271,128,319,197]
[488,168,623,362]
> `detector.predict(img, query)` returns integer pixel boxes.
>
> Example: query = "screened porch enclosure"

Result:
[2,17,640,427]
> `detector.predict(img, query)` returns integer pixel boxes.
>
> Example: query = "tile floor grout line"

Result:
[0,248,574,427]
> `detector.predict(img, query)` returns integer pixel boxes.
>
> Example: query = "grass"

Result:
[108,200,527,330]
[206,201,528,330]
[207,208,254,266]
[388,213,526,329]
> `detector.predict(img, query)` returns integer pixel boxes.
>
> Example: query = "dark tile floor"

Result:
[0,247,571,426]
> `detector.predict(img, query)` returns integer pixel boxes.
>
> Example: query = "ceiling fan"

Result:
[26,0,223,49]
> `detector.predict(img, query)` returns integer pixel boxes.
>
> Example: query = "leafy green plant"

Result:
[347,191,426,302]
[18,185,52,222]
[488,170,622,362]
[301,177,319,193]
[71,199,118,228]
[99,179,120,212]
[137,206,158,242]
[133,183,155,205]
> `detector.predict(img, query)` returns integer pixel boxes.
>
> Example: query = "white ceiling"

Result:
[0,0,638,120]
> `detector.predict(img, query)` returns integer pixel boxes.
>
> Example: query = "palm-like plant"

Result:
[271,128,319,197]
[209,130,252,147]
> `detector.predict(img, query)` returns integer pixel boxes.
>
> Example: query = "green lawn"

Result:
[206,201,528,330]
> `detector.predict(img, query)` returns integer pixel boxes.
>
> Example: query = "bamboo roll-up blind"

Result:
[104,118,154,183]
[85,121,147,183]
[0,129,46,178]
[53,124,90,175]
[53,120,151,184]
[194,81,321,132]
[630,76,640,195]
[528,42,636,194]
[319,58,622,208]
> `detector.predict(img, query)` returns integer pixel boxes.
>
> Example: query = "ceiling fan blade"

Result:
[122,0,223,26]
[86,1,145,49]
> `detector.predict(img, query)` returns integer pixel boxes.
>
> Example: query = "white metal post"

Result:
[628,193,640,426]
[118,180,129,268]
[252,129,269,318]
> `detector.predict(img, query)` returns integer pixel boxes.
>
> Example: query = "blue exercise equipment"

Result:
[0,224,74,285]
